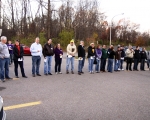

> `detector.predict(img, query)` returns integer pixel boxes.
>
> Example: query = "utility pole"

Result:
[110,13,124,45]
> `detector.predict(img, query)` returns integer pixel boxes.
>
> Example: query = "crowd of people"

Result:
[0,36,150,82]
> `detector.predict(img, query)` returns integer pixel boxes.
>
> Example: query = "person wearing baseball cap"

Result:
[66,39,77,74]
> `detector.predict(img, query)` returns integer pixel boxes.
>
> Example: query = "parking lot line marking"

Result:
[4,101,41,111]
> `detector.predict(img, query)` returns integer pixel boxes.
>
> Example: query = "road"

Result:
[0,55,150,120]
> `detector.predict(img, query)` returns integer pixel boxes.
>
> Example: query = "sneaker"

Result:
[66,71,69,74]
[32,74,35,77]
[121,69,124,71]
[78,72,81,75]
[59,72,62,74]
[81,71,84,74]
[44,73,48,75]
[55,72,58,74]
[118,68,121,71]
[6,77,13,80]
[48,73,53,75]
[37,74,41,76]
[90,71,92,74]
[1,79,5,82]
[71,71,74,74]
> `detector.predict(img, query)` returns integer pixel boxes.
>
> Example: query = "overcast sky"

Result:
[30,0,150,32]
[47,0,150,32]
[100,0,150,32]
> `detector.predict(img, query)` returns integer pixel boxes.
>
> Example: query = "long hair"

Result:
[55,43,60,49]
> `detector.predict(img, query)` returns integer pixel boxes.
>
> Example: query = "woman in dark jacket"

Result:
[107,47,116,73]
[140,47,147,71]
[87,43,96,74]
[54,44,63,74]
[13,40,27,78]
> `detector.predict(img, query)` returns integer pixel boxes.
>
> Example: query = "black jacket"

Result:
[43,43,54,57]
[108,49,116,59]
[140,51,147,59]
[115,50,121,60]
[134,49,141,59]
[120,49,125,57]
[87,46,95,58]
[78,45,85,57]
[13,45,24,61]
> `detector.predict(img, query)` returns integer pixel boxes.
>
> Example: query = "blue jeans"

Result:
[120,59,124,69]
[88,58,94,72]
[95,59,101,72]
[66,57,74,71]
[147,59,150,68]
[82,57,85,70]
[44,56,53,74]
[78,57,85,72]
[133,59,139,70]
[88,58,90,72]
[114,60,121,71]
[107,59,114,72]
[9,54,13,65]
[0,58,10,80]
[32,56,41,75]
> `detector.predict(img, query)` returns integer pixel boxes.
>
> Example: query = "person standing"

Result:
[140,48,147,71]
[107,45,113,71]
[107,47,115,73]
[87,43,95,74]
[146,50,150,71]
[43,39,54,75]
[95,44,102,73]
[114,47,121,71]
[125,46,134,71]
[0,36,12,82]
[30,37,42,77]
[100,45,107,72]
[120,46,125,70]
[133,46,141,71]
[78,41,85,75]
[7,40,13,65]
[66,40,77,74]
[54,43,63,74]
[13,40,27,78]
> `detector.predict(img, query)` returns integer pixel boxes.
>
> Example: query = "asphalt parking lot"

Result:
[0,55,150,120]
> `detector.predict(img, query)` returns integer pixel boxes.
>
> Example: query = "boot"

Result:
[66,71,69,74]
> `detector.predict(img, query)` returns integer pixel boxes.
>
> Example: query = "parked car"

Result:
[0,96,6,120]
[22,46,31,56]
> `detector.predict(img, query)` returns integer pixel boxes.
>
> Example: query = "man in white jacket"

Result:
[125,45,134,71]
[66,39,77,74]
